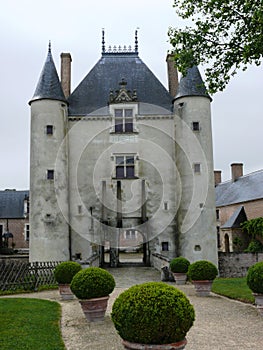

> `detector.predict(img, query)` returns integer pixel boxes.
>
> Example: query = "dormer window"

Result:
[109,79,138,134]
[115,108,133,133]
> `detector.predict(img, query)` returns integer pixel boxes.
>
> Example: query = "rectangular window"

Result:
[161,242,169,251]
[47,169,54,180]
[46,125,53,135]
[192,122,200,131]
[115,155,135,179]
[25,224,30,241]
[114,108,133,133]
[194,163,201,174]
[216,209,220,220]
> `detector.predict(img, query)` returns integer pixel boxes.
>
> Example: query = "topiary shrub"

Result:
[246,261,263,294]
[188,260,218,281]
[70,267,115,299]
[169,257,190,273]
[54,261,82,284]
[111,282,195,345]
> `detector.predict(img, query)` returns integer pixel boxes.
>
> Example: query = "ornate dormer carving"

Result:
[109,79,137,104]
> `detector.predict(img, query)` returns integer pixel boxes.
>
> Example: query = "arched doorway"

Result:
[224,234,230,253]
[102,229,149,267]
[118,229,145,265]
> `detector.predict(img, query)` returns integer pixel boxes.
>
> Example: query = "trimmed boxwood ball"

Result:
[170,257,190,273]
[54,261,82,284]
[188,260,218,281]
[246,261,263,294]
[111,282,195,345]
[70,267,115,299]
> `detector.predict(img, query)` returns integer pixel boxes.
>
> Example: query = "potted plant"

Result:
[246,261,263,316]
[70,267,115,322]
[54,261,82,300]
[188,260,218,296]
[111,282,195,349]
[169,257,190,285]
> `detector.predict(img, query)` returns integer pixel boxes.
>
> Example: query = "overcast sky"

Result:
[0,0,262,190]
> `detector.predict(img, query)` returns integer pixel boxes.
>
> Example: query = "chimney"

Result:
[166,54,178,97]
[60,52,72,98]
[231,163,243,182]
[214,170,222,186]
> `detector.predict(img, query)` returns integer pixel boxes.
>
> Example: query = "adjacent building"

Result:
[0,189,29,251]
[215,163,263,252]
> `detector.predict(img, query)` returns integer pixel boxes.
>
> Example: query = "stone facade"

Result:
[29,36,218,266]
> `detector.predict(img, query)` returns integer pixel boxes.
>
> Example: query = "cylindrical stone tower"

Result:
[174,66,218,266]
[29,44,70,262]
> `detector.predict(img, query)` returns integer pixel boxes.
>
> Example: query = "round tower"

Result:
[29,44,70,262]
[174,66,218,266]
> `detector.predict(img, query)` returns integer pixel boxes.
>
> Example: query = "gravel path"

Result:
[2,267,263,349]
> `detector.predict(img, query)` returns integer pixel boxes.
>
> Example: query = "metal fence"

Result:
[0,260,60,291]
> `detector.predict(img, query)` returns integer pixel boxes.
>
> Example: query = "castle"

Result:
[29,32,218,266]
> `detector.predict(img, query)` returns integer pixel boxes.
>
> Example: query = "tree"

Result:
[241,217,263,239]
[168,0,263,93]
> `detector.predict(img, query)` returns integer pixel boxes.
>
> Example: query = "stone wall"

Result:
[153,251,263,278]
[218,252,263,277]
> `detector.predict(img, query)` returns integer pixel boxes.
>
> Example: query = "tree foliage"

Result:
[241,217,263,238]
[168,0,263,93]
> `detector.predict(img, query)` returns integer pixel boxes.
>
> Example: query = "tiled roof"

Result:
[174,66,211,100]
[29,45,66,105]
[221,206,247,229]
[68,52,173,116]
[215,169,263,207]
[0,190,29,219]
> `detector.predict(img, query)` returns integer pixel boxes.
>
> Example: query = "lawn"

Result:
[0,298,65,350]
[212,277,255,303]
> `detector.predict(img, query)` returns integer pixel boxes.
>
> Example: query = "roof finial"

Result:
[135,28,139,52]
[48,40,51,54]
[102,28,105,53]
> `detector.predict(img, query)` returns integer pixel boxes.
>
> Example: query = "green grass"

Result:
[0,298,66,350]
[0,285,58,296]
[212,277,255,304]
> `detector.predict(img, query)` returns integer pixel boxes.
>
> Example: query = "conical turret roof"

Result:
[29,43,66,105]
[174,66,211,101]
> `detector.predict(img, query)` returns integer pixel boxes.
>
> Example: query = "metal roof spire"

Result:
[135,28,139,53]
[102,29,105,53]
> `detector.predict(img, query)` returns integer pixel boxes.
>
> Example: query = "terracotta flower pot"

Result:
[253,293,263,317]
[192,280,213,296]
[58,284,74,300]
[172,273,187,285]
[122,338,187,349]
[79,295,109,322]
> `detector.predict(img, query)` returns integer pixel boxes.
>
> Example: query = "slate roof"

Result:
[0,190,29,219]
[221,206,247,229]
[215,169,263,207]
[67,52,173,116]
[29,44,66,105]
[174,66,211,101]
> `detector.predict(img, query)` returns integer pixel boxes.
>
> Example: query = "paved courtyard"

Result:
[3,267,263,349]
